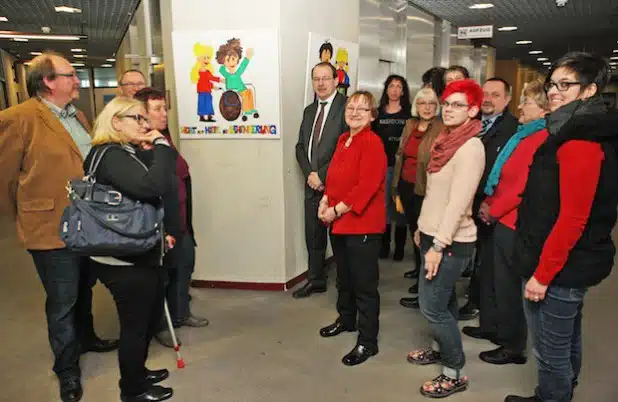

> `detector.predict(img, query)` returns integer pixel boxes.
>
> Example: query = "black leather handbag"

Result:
[59,145,164,256]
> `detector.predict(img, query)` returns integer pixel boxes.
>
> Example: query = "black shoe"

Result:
[121,386,173,402]
[60,378,83,402]
[480,346,527,365]
[404,269,418,279]
[462,326,496,341]
[400,297,419,308]
[504,396,538,402]
[319,321,356,337]
[292,282,326,299]
[458,302,479,320]
[408,283,418,294]
[146,369,170,384]
[82,337,119,354]
[342,344,378,366]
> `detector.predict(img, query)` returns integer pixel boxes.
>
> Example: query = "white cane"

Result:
[163,298,186,369]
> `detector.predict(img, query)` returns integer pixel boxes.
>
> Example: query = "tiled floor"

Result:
[1,216,617,401]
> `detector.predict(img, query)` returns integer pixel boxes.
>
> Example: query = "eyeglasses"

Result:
[544,81,581,92]
[120,82,146,88]
[54,72,77,78]
[345,106,371,114]
[312,77,333,83]
[440,101,469,110]
[118,114,149,124]
[417,101,438,108]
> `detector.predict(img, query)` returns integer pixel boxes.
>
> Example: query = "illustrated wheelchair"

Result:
[218,84,260,122]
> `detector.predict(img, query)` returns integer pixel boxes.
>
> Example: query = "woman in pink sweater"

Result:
[406,79,485,398]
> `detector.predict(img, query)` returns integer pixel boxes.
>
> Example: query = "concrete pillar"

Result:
[160,0,359,288]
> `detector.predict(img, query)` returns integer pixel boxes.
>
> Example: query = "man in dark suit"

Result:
[293,62,347,299]
[460,78,519,328]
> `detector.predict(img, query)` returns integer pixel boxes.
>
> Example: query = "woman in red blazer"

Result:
[475,79,550,365]
[317,90,387,367]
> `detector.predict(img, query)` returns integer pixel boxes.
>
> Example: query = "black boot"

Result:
[379,224,391,259]
[393,225,407,261]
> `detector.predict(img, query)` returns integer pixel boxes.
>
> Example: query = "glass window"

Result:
[75,69,90,88]
[93,68,117,88]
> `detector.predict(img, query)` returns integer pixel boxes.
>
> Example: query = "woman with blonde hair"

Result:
[391,87,443,307]
[191,43,221,122]
[473,79,550,367]
[85,97,178,402]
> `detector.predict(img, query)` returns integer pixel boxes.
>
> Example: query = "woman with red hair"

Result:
[406,79,485,398]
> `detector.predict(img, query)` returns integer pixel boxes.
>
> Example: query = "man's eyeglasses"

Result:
[118,114,149,124]
[312,77,333,83]
[440,101,469,110]
[345,106,371,114]
[544,81,581,93]
[54,72,77,78]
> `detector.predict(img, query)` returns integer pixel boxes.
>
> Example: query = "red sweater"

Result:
[485,129,549,230]
[533,140,604,285]
[325,127,387,235]
[401,128,423,183]
[197,70,220,93]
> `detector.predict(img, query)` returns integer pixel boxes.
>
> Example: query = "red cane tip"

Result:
[177,358,185,369]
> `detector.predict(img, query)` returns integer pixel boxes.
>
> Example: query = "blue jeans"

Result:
[29,249,97,380]
[419,250,472,373]
[164,234,196,326]
[523,282,586,402]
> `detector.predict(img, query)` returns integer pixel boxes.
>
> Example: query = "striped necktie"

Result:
[479,118,491,137]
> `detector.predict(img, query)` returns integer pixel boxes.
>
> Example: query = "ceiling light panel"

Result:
[469,3,494,9]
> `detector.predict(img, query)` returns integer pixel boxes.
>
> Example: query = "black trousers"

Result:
[29,249,98,380]
[397,179,423,271]
[331,233,381,351]
[92,261,166,396]
[467,211,494,307]
[479,223,527,352]
[304,188,328,287]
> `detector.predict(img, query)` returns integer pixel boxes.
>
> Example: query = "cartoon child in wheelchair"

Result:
[215,38,260,122]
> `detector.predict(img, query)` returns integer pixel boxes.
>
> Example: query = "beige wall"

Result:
[160,0,359,284]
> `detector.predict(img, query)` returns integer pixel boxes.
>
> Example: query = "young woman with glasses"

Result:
[406,79,485,398]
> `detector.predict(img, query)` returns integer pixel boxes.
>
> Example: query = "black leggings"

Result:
[91,261,166,396]
[397,179,423,270]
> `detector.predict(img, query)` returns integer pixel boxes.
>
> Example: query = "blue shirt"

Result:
[42,98,92,158]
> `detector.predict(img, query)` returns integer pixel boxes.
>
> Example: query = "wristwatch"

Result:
[333,205,341,218]
[431,241,445,253]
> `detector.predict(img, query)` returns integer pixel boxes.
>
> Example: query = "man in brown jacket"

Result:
[0,52,117,402]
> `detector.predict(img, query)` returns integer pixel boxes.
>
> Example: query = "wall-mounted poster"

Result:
[171,30,281,139]
[303,33,359,107]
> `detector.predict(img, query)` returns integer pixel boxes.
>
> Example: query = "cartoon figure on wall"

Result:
[319,41,333,64]
[191,43,224,122]
[216,38,259,122]
[335,47,350,96]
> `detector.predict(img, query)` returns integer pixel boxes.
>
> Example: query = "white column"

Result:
[160,0,360,287]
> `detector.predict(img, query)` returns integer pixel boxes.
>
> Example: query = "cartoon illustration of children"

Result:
[216,38,258,119]
[319,41,333,64]
[191,43,224,122]
[335,47,350,96]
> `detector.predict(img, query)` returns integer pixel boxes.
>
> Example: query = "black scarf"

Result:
[546,96,608,136]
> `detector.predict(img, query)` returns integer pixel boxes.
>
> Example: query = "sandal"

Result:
[406,349,441,365]
[420,374,469,399]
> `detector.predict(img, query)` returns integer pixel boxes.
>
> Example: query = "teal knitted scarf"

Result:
[484,118,546,196]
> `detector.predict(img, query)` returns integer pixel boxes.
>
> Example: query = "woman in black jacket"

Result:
[84,97,178,402]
